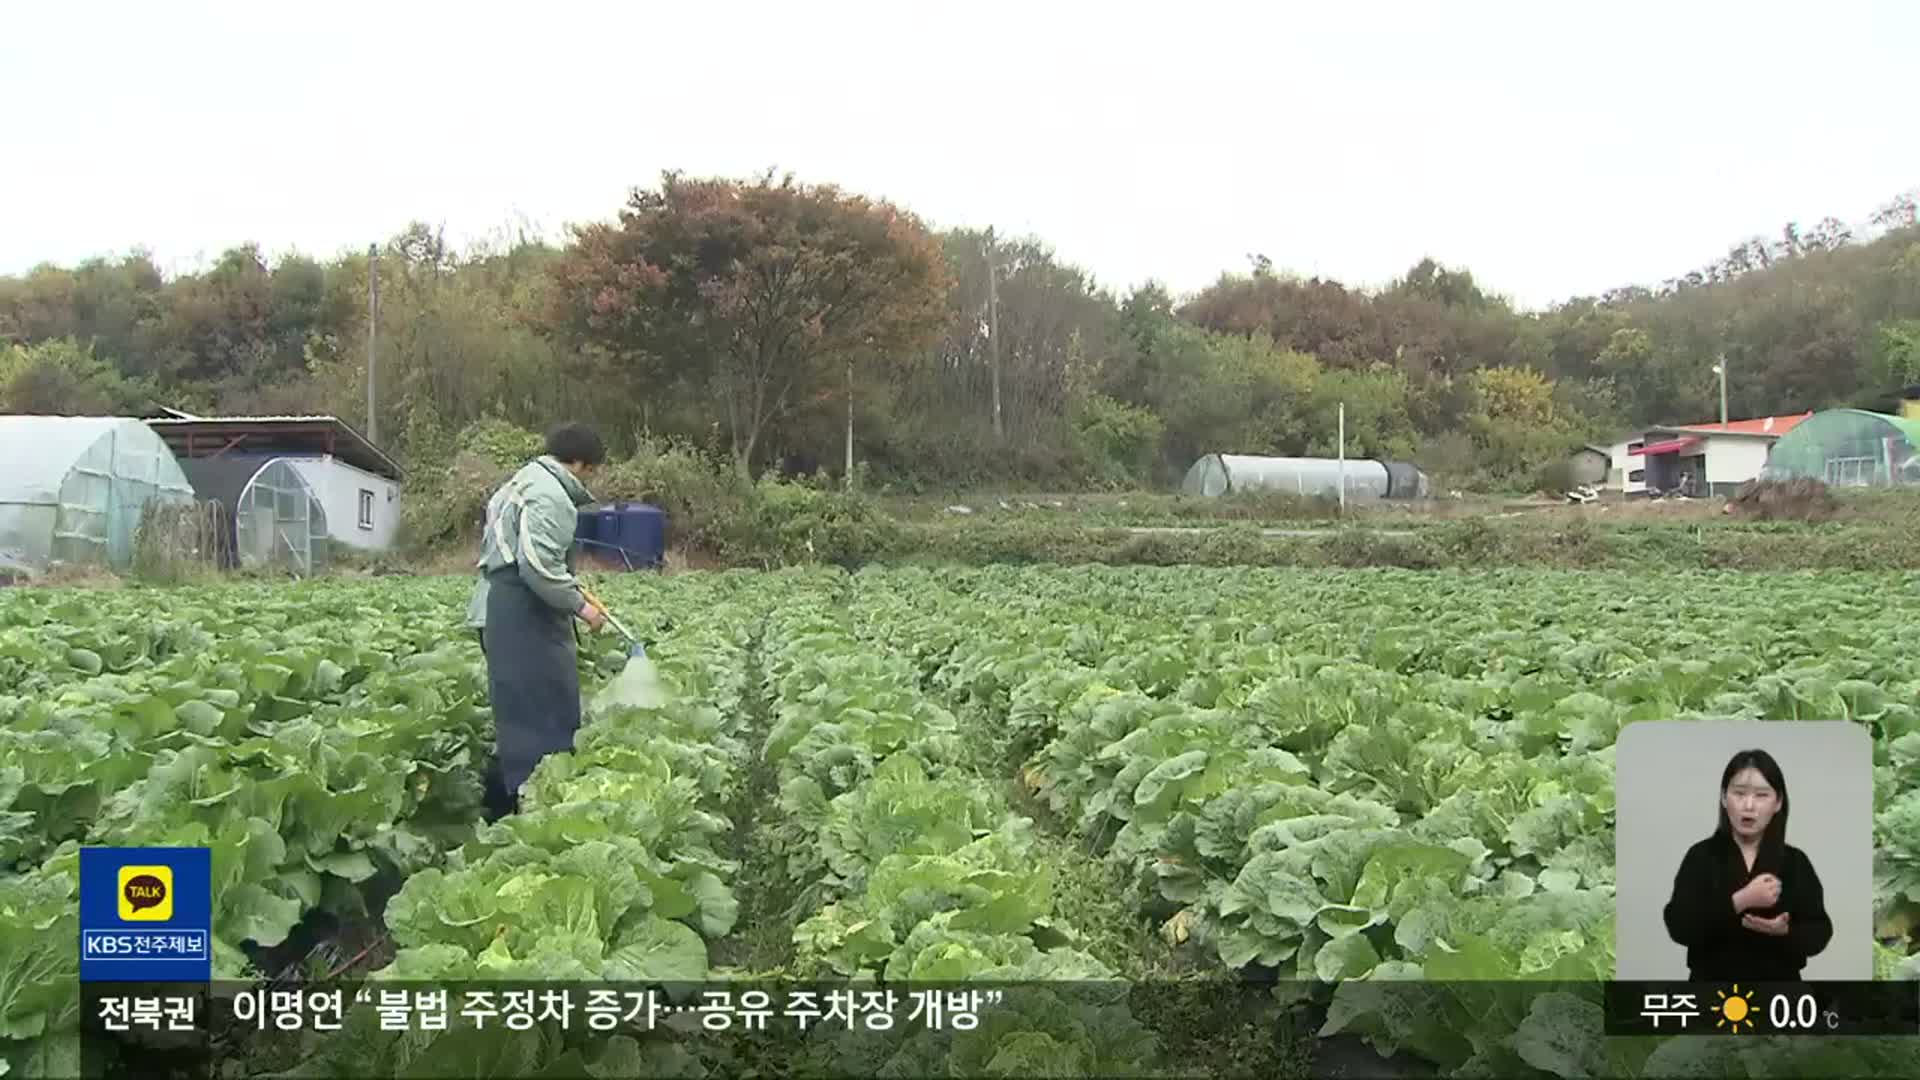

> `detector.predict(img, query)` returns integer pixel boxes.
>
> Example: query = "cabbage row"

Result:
[1,586,497,963]
[0,572,780,1078]
[10,565,1920,1080]
[264,570,790,1078]
[755,590,1161,1076]
[851,565,1920,1077]
[1,581,500,1076]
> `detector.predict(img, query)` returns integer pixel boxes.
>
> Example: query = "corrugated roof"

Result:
[145,415,403,481]
[1665,412,1813,438]
[149,413,350,425]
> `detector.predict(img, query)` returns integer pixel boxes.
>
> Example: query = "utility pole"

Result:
[366,244,379,445]
[1714,354,1729,429]
[1337,402,1347,514]
[986,232,1002,440]
[845,354,855,490]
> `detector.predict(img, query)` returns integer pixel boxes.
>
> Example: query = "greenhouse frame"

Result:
[1759,409,1920,488]
[1180,454,1430,499]
[177,454,332,576]
[0,416,198,574]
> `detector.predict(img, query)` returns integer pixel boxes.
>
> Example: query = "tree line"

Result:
[4,172,1918,493]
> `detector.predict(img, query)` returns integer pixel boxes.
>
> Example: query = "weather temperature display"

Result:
[1605,981,1920,1037]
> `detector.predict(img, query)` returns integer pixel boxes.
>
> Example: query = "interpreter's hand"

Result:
[1733,874,1782,913]
[1742,912,1791,937]
[577,600,607,632]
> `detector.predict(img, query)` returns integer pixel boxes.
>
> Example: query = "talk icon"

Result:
[117,865,173,921]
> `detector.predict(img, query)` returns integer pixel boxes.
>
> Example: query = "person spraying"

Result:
[466,423,608,821]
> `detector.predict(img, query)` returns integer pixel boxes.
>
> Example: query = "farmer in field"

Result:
[467,423,608,821]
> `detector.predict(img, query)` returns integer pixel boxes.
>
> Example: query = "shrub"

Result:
[463,419,547,466]
[398,450,517,552]
[895,522,1129,566]
[1552,513,1604,562]
[1070,394,1164,489]
[1533,459,1578,494]
[591,439,754,556]
[1320,527,1440,570]
[406,430,900,569]
[397,420,548,551]
[735,475,901,568]
[1187,525,1287,566]
[1432,517,1502,563]
[1727,476,1839,522]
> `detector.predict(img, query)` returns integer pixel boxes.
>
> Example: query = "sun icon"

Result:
[1714,985,1756,1033]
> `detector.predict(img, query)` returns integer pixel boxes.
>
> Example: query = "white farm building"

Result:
[145,414,404,562]
[1603,413,1810,497]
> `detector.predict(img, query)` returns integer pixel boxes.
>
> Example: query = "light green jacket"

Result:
[465,456,596,629]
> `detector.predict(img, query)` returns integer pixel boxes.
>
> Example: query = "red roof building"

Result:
[1664,412,1813,438]
[1606,412,1811,496]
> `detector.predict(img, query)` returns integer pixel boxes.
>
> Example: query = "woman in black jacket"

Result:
[1662,748,1833,982]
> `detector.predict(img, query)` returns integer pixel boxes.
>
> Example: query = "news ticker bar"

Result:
[84,982,1011,1037]
[76,980,1920,1040]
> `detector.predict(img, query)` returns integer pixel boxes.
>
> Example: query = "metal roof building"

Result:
[143,414,403,481]
[144,414,404,554]
[1606,412,1811,496]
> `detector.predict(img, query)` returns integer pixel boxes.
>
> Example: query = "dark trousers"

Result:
[478,570,581,822]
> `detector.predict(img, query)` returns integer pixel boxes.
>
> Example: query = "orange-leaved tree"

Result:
[547,170,950,476]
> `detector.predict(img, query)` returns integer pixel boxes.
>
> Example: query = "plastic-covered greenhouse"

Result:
[0,416,197,573]
[1760,409,1920,487]
[178,455,331,575]
[1181,454,1430,499]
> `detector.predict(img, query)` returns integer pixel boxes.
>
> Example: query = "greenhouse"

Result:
[1759,409,1920,488]
[0,415,198,574]
[178,455,331,575]
[1180,453,1430,499]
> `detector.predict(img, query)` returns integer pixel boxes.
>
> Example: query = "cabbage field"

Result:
[3,566,1919,1078]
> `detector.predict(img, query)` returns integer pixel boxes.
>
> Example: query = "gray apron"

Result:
[479,566,581,817]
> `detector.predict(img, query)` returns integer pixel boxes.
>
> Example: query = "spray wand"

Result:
[579,587,670,709]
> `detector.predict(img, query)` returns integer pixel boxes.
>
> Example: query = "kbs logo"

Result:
[80,846,209,981]
[117,865,173,921]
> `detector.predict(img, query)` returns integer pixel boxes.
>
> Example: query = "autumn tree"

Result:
[1466,366,1562,445]
[1179,271,1387,369]
[548,171,951,476]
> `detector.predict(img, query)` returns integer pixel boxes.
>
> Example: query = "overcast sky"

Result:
[4,0,1916,310]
